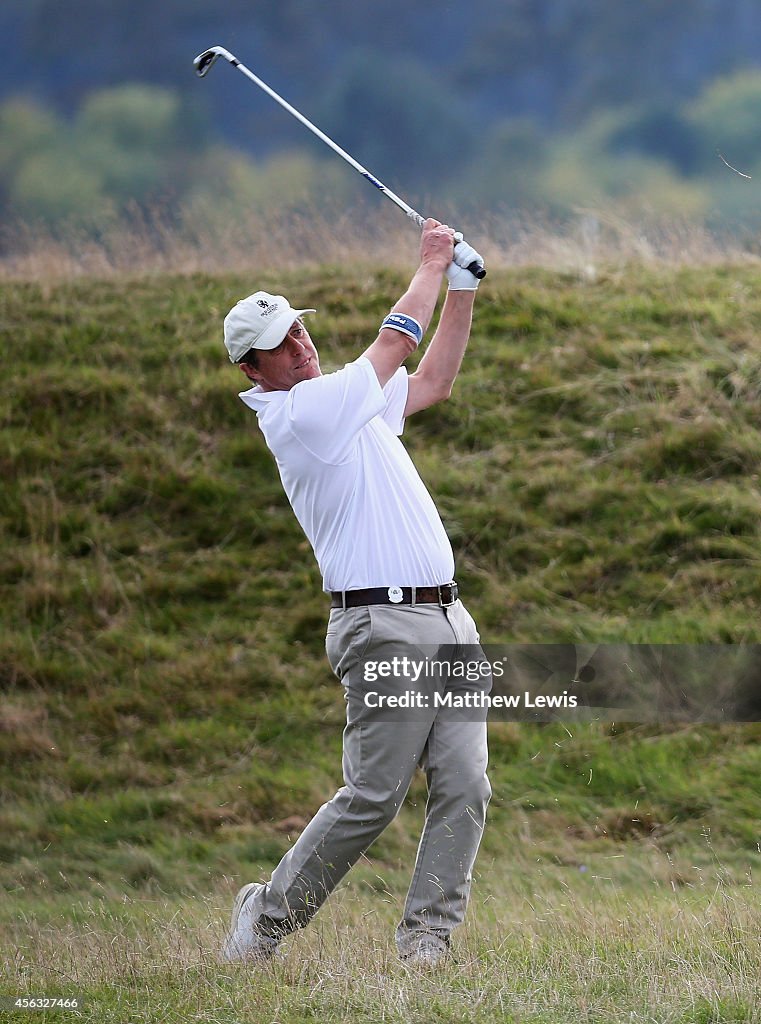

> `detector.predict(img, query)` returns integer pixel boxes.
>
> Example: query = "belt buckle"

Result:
[438,581,457,607]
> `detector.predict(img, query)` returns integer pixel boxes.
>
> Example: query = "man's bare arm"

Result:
[362,219,454,388]
[403,237,484,415]
[404,290,476,415]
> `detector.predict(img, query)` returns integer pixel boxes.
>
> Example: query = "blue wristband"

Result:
[380,313,423,347]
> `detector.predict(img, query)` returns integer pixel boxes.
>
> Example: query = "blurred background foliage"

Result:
[4,0,761,241]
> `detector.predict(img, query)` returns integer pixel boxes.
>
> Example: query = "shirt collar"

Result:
[238,384,285,411]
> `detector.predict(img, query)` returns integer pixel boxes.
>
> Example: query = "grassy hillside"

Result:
[1,263,760,1021]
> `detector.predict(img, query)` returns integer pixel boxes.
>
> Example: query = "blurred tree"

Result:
[78,86,184,153]
[318,49,475,191]
[460,119,549,209]
[604,106,702,176]
[688,69,761,174]
[0,98,111,226]
[181,148,351,239]
[7,17,761,236]
[0,99,60,181]
[75,85,194,207]
[459,0,761,126]
[0,85,213,230]
[0,99,63,222]
[541,126,709,218]
[10,0,761,148]
[9,148,114,226]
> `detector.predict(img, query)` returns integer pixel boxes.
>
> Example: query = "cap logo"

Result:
[255,297,279,318]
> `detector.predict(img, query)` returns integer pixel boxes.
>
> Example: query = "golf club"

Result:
[194,45,486,279]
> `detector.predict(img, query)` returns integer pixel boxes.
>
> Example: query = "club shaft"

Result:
[195,46,485,277]
[226,53,424,227]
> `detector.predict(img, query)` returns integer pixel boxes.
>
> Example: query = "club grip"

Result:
[468,262,487,279]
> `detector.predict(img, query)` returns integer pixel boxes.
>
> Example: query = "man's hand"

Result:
[446,239,485,290]
[420,218,455,273]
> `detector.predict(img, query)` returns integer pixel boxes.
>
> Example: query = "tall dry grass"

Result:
[1,204,757,283]
[3,872,759,1023]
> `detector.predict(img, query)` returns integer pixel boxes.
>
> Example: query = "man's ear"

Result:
[239,363,259,384]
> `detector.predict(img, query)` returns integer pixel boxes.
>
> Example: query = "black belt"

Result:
[330,582,458,609]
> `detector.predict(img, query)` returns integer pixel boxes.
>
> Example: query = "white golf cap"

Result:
[223,291,316,363]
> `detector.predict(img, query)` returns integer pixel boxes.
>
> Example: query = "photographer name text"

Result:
[362,690,578,709]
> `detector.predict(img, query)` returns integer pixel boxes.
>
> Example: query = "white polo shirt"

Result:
[239,356,455,592]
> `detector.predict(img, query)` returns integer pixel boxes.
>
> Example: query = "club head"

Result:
[194,47,224,77]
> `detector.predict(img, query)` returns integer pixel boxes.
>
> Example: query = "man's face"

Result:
[240,319,321,391]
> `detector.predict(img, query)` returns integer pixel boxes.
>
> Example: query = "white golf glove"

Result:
[446,238,485,290]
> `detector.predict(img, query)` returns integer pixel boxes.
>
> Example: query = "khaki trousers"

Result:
[245,599,491,954]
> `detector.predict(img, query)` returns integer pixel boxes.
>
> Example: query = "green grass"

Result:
[1,263,761,1021]
[1,853,759,1022]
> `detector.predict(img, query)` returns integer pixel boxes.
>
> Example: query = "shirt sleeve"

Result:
[285,356,387,464]
[378,367,408,436]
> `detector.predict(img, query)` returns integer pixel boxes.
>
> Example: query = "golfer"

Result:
[220,219,490,967]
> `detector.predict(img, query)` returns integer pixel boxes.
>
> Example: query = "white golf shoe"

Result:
[219,883,280,964]
[398,932,450,969]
